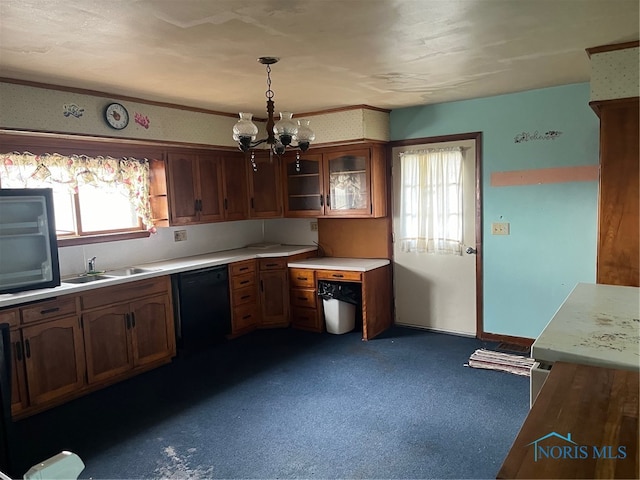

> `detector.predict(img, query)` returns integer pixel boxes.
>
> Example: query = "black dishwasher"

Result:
[173,265,231,352]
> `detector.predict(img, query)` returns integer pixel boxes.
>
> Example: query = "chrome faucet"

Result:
[88,256,97,273]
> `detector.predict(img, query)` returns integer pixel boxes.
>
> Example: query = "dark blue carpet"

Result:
[11,326,529,479]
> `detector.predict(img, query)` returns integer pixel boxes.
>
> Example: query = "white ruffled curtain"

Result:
[0,152,154,230]
[399,147,463,255]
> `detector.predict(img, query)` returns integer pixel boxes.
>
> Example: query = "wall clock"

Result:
[104,103,129,130]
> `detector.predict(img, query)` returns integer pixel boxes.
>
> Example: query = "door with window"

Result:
[392,137,480,336]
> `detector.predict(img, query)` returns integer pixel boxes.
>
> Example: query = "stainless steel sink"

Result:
[107,267,159,276]
[63,275,112,284]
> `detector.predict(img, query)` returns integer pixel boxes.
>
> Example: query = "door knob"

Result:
[466,247,477,254]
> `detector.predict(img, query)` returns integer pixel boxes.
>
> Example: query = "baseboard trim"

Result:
[394,322,476,338]
[480,332,534,347]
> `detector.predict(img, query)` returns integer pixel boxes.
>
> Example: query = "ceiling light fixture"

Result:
[232,57,315,170]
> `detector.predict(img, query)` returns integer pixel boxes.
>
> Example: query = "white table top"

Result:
[531,283,640,371]
[287,257,390,272]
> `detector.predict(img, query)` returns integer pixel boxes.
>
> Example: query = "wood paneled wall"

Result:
[317,218,392,259]
[593,97,639,286]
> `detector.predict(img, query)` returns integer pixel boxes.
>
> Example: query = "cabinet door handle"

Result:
[131,312,136,328]
[224,198,228,210]
[15,341,23,361]
[40,307,59,315]
[297,277,308,281]
[297,296,308,301]
[326,194,331,208]
[240,280,249,285]
[332,274,344,278]
[319,194,324,207]
[125,313,131,329]
[266,263,279,267]
[194,199,199,212]
[239,267,249,271]
[250,198,255,209]
[242,314,251,320]
[260,280,264,292]
[24,339,31,359]
[241,295,251,300]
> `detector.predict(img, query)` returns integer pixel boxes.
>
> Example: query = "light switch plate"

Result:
[174,229,187,242]
[491,222,510,235]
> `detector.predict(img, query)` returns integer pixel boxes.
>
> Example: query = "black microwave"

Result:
[0,188,61,294]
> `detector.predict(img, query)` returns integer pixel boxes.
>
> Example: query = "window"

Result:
[0,152,153,238]
[399,147,463,255]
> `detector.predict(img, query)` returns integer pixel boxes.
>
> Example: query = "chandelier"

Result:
[232,57,315,167]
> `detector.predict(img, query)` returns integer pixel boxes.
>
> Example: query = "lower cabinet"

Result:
[10,328,29,416]
[258,258,290,328]
[229,259,260,337]
[21,315,86,407]
[82,293,173,384]
[4,275,176,420]
[81,278,175,385]
[289,268,324,332]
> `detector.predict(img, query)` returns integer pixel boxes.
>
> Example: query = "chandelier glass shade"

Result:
[233,57,315,155]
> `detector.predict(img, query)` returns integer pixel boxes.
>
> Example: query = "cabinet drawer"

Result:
[291,307,322,331]
[231,272,255,290]
[230,260,256,277]
[0,308,19,328]
[232,304,259,330]
[21,296,77,324]
[290,288,317,309]
[232,285,257,307]
[289,268,315,288]
[81,277,169,310]
[316,270,362,282]
[259,258,286,270]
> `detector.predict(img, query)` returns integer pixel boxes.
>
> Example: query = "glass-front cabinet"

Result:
[283,153,324,217]
[324,149,371,216]
[282,144,386,218]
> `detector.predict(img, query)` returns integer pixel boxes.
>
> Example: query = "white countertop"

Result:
[287,257,390,272]
[0,245,317,309]
[531,283,640,371]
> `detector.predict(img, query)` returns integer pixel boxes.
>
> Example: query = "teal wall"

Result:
[390,83,599,338]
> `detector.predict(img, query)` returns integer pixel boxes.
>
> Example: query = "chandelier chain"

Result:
[265,65,274,100]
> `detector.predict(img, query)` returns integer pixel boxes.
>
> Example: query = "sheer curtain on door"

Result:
[399,147,463,255]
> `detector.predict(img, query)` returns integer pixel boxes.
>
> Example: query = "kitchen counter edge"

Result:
[0,245,318,309]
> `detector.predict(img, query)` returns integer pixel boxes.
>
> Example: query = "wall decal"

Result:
[63,103,84,118]
[514,130,563,143]
[134,112,150,129]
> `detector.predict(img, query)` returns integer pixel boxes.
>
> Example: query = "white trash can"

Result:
[323,299,356,334]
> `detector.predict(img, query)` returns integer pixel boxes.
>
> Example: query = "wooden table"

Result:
[497,362,639,479]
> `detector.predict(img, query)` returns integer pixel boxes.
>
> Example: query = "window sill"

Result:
[57,231,151,247]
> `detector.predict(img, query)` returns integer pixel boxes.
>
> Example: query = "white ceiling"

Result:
[0,0,638,115]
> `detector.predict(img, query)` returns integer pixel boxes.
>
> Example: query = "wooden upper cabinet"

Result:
[197,154,225,223]
[248,151,283,218]
[166,151,223,225]
[221,152,248,221]
[594,98,640,286]
[282,144,387,218]
[166,150,247,225]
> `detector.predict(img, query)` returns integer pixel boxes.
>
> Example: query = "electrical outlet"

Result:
[491,222,510,235]
[174,229,187,242]
[310,221,318,231]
